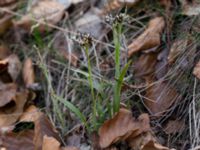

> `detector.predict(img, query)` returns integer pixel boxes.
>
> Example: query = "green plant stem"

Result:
[85,45,97,129]
[113,23,122,114]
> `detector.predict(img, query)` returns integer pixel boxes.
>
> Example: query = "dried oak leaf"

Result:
[144,81,181,117]
[23,58,35,87]
[98,108,150,148]
[193,60,200,79]
[14,1,66,32]
[128,17,165,57]
[0,54,22,82]
[0,90,28,127]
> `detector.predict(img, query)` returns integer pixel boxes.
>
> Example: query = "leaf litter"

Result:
[0,0,200,149]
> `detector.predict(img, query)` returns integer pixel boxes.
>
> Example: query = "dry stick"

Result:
[0,7,116,49]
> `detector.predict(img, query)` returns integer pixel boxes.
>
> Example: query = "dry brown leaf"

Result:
[0,45,10,60]
[193,60,200,79]
[142,140,170,150]
[0,54,22,82]
[127,132,155,150]
[53,32,79,67]
[168,39,188,64]
[0,130,35,150]
[134,53,158,78]
[42,135,60,150]
[0,90,28,127]
[19,105,42,122]
[14,1,65,32]
[102,0,139,15]
[23,58,35,87]
[0,83,17,107]
[144,81,181,116]
[34,113,61,150]
[128,17,165,57]
[164,120,185,135]
[98,108,150,148]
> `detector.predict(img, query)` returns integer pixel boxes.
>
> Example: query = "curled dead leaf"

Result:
[23,58,35,87]
[0,83,17,107]
[0,90,28,127]
[142,140,170,150]
[14,1,65,32]
[0,54,22,82]
[0,45,10,60]
[128,17,165,57]
[144,81,181,117]
[98,108,150,148]
[193,60,200,79]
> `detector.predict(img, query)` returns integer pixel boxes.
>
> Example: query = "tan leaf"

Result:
[102,0,139,15]
[15,1,65,32]
[34,113,61,150]
[0,90,28,127]
[23,58,35,87]
[164,120,185,135]
[142,140,170,150]
[128,17,165,57]
[98,108,150,148]
[42,135,60,150]
[0,54,22,82]
[168,39,188,64]
[19,105,42,122]
[0,83,17,107]
[144,81,181,116]
[0,130,35,150]
[193,60,200,79]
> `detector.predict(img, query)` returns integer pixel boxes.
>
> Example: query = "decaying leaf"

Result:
[0,83,17,107]
[19,105,42,123]
[193,60,200,79]
[142,140,170,150]
[181,0,200,16]
[164,120,185,135]
[0,54,22,82]
[134,53,158,78]
[102,0,139,15]
[144,81,181,116]
[53,32,79,67]
[0,45,10,60]
[0,0,16,6]
[168,39,188,64]
[0,90,28,127]
[15,1,66,32]
[23,58,35,87]
[42,135,60,150]
[0,130,35,150]
[98,108,150,148]
[128,17,165,57]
